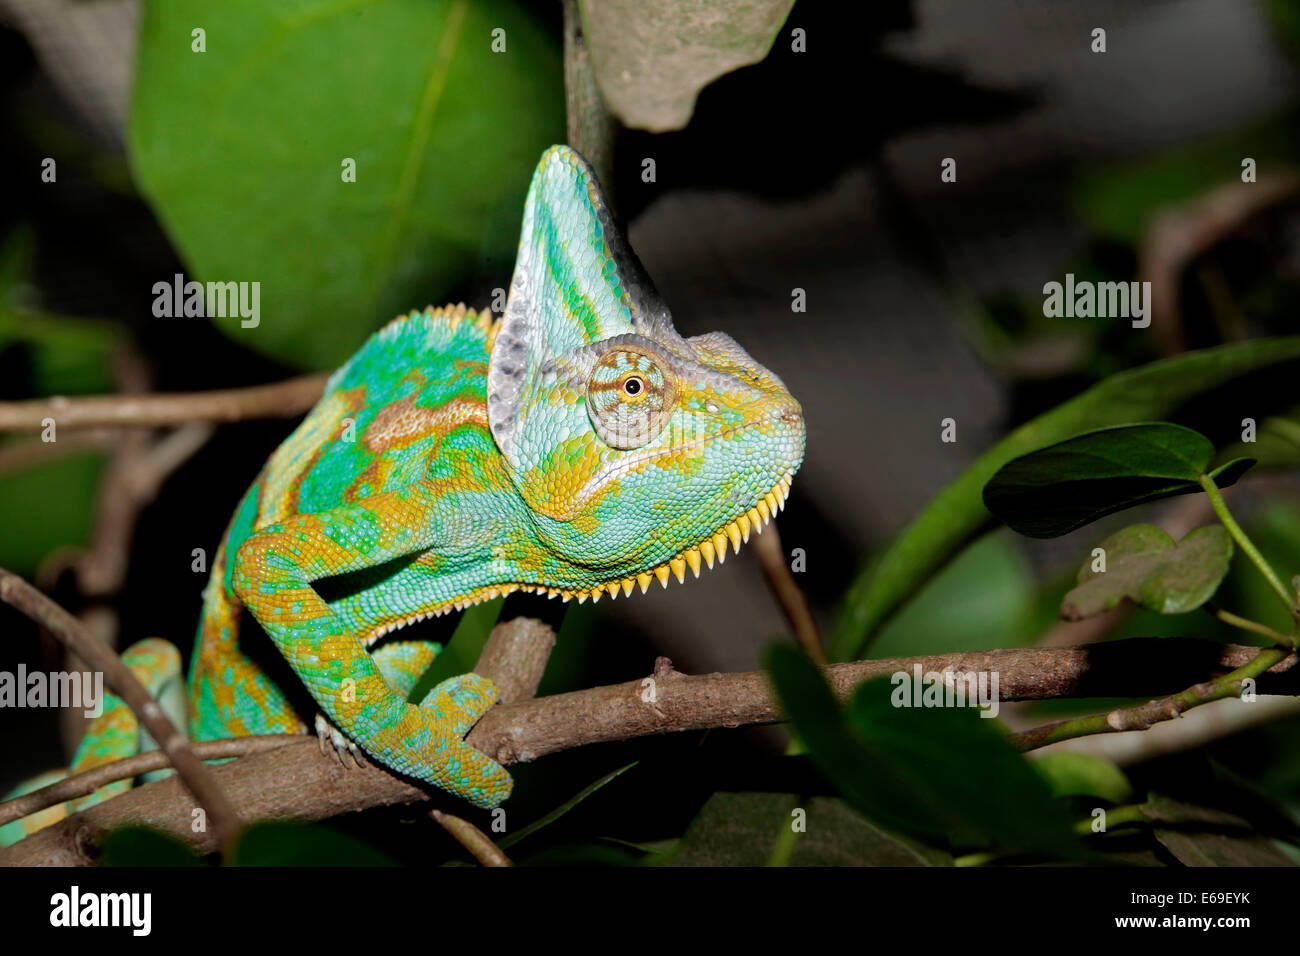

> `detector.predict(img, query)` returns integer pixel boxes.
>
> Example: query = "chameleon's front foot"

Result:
[416,673,513,809]
[315,713,367,768]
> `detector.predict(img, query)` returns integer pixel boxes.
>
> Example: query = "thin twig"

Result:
[1007,647,1289,751]
[0,373,329,431]
[562,0,615,197]
[754,522,824,662]
[1211,606,1296,649]
[430,810,513,866]
[1141,174,1300,354]
[1200,475,1298,618]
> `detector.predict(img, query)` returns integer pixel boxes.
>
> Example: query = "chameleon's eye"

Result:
[586,347,676,450]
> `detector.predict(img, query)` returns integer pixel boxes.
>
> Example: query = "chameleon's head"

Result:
[488,147,805,596]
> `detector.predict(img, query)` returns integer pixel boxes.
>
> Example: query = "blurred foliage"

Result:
[130,0,563,369]
[769,646,1080,858]
[1033,752,1132,804]
[870,531,1040,658]
[0,230,115,577]
[1073,109,1300,243]
[833,338,1300,661]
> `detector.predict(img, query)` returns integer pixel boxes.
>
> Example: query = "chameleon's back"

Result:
[187,305,500,742]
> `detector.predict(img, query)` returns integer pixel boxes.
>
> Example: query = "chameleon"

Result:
[1,145,805,842]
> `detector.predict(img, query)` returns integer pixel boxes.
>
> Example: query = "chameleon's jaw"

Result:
[361,469,798,644]
[516,469,796,604]
[371,469,796,627]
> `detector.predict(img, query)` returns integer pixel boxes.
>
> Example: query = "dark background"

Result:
[3,0,1300,862]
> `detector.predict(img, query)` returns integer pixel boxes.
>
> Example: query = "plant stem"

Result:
[1008,646,1289,751]
[1199,474,1297,617]
[1209,605,1296,649]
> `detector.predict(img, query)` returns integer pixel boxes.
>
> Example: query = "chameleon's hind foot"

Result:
[420,673,513,809]
[314,713,368,769]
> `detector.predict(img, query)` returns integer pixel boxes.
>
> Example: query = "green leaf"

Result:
[130,0,563,369]
[831,337,1300,661]
[1033,752,1132,803]
[1141,796,1296,865]
[768,645,1080,856]
[580,0,795,132]
[982,422,1253,538]
[233,821,397,866]
[1154,828,1296,866]
[667,792,950,866]
[1061,524,1233,619]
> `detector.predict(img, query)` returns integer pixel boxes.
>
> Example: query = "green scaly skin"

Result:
[1,146,805,840]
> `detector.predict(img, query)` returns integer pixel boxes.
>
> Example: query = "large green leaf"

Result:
[768,645,1080,856]
[983,422,1253,537]
[130,0,563,369]
[1061,524,1233,619]
[831,337,1300,661]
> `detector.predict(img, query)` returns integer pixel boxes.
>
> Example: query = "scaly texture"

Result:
[3,146,805,838]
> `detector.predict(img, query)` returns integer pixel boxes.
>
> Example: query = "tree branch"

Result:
[0,373,328,431]
[2,637,1295,865]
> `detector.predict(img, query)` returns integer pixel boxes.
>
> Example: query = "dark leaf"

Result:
[983,422,1253,538]
[769,645,1080,856]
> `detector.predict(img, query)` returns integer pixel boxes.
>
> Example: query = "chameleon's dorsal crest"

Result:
[487,146,682,469]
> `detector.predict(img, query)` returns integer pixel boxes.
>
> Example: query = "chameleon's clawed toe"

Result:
[315,713,367,769]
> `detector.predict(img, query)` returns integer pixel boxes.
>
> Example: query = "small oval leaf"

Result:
[982,422,1254,538]
[1061,523,1233,619]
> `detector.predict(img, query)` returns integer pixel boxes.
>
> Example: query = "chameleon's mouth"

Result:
[517,469,795,603]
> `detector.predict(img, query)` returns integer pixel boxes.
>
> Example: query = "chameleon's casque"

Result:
[0,146,804,840]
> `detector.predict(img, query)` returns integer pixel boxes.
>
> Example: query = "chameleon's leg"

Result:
[314,640,442,764]
[232,485,512,808]
[371,640,442,699]
[190,537,307,742]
